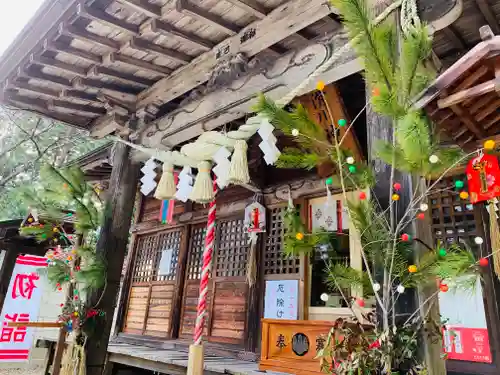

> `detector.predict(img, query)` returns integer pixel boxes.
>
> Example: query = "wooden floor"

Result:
[107,342,263,375]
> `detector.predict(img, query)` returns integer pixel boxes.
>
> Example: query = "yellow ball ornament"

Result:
[484,140,495,150]
[295,232,304,241]
[408,265,417,273]
[392,194,400,201]
[316,81,325,91]
[459,191,469,200]
[53,227,59,233]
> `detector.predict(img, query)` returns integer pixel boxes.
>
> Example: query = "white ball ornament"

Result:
[346,156,355,165]
[320,293,329,302]
[429,155,439,164]
[419,203,429,212]
[396,285,405,294]
[475,237,484,245]
[291,129,300,137]
[372,283,381,292]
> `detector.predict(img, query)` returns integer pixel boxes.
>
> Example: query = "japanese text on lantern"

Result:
[0,255,47,362]
[264,280,298,320]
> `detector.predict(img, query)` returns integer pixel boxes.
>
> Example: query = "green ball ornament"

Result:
[338,119,347,127]
[74,289,78,294]
[455,180,464,189]
[348,165,357,173]
[41,233,47,239]
[326,177,333,186]
[439,248,447,257]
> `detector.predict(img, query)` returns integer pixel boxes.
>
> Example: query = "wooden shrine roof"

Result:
[414,26,500,149]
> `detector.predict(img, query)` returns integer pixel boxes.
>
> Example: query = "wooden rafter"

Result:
[175,0,240,35]
[475,0,500,35]
[442,26,467,51]
[20,67,73,88]
[77,4,140,35]
[73,77,142,95]
[145,19,214,51]
[103,53,172,76]
[4,80,60,98]
[61,23,121,50]
[49,99,106,116]
[224,0,268,18]
[61,89,99,102]
[449,104,486,138]
[126,38,192,64]
[138,0,332,108]
[45,40,102,64]
[88,66,155,88]
[34,55,87,76]
[115,0,161,18]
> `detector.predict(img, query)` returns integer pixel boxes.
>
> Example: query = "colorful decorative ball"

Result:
[479,258,489,267]
[455,180,464,189]
[429,155,439,164]
[58,287,62,291]
[357,298,365,307]
[53,227,59,233]
[74,312,79,317]
[39,224,44,228]
[439,248,447,257]
[459,191,469,200]
[474,237,484,245]
[320,293,329,302]
[417,213,425,220]
[393,182,401,191]
[326,177,333,186]
[338,119,347,127]
[316,81,326,91]
[60,303,64,307]
[396,285,405,294]
[392,194,400,201]
[74,289,78,295]
[484,139,496,150]
[346,156,355,164]
[71,249,77,254]
[372,87,380,97]
[408,265,417,273]
[401,233,411,242]
[440,284,449,293]
[348,165,356,173]
[41,234,47,239]
[359,192,367,200]
[291,129,300,137]
[67,256,72,261]
[372,283,381,292]
[420,203,429,211]
[74,296,79,301]
[63,183,68,189]
[27,218,33,223]
[56,283,60,287]
[295,232,304,241]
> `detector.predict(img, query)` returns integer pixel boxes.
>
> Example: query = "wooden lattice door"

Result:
[123,228,183,338]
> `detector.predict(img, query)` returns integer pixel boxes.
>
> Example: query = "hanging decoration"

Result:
[175,166,194,202]
[160,199,176,225]
[154,161,175,200]
[244,199,266,286]
[140,157,158,196]
[258,116,281,165]
[466,153,500,204]
[212,147,231,189]
[487,199,500,279]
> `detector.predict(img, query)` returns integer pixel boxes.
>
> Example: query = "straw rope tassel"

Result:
[228,140,250,185]
[194,180,217,345]
[189,161,214,203]
[489,201,500,279]
[246,232,258,286]
[154,162,176,200]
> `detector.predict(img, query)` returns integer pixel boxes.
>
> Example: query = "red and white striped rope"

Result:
[194,180,217,345]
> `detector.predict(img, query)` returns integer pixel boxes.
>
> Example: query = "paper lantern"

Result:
[466,153,500,204]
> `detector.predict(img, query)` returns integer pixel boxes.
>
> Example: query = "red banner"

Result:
[443,327,492,363]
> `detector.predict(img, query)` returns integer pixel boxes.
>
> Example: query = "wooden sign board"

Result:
[260,319,334,375]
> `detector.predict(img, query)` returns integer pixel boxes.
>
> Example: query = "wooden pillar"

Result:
[85,141,140,375]
[0,250,18,313]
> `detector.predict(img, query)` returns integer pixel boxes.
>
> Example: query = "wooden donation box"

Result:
[260,319,333,375]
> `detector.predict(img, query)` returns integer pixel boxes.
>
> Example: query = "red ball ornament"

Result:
[59,303,64,307]
[401,233,411,242]
[74,296,79,301]
[359,192,367,200]
[57,287,62,291]
[417,213,425,220]
[479,258,489,267]
[356,298,365,307]
[440,284,449,293]
[393,182,401,191]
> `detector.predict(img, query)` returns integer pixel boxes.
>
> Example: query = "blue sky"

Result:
[0,0,45,54]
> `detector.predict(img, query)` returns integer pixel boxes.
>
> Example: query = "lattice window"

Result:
[430,176,479,246]
[186,225,206,280]
[264,207,300,275]
[132,234,159,283]
[216,218,248,277]
[155,230,182,281]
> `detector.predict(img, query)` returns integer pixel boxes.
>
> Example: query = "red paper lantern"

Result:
[466,154,500,204]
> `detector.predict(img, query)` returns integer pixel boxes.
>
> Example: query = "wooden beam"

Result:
[74,77,142,95]
[88,66,155,88]
[34,55,87,76]
[475,98,500,121]
[450,104,486,138]
[146,19,214,50]
[476,1,500,35]
[77,4,139,35]
[437,78,499,108]
[5,80,60,98]
[176,0,240,34]
[224,0,268,18]
[90,112,130,138]
[50,99,106,116]
[126,37,192,64]
[61,89,99,102]
[468,93,496,114]
[442,26,467,51]
[116,0,162,18]
[61,23,121,50]
[138,0,331,108]
[104,52,172,76]
[20,66,73,88]
[8,322,63,328]
[46,40,102,64]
